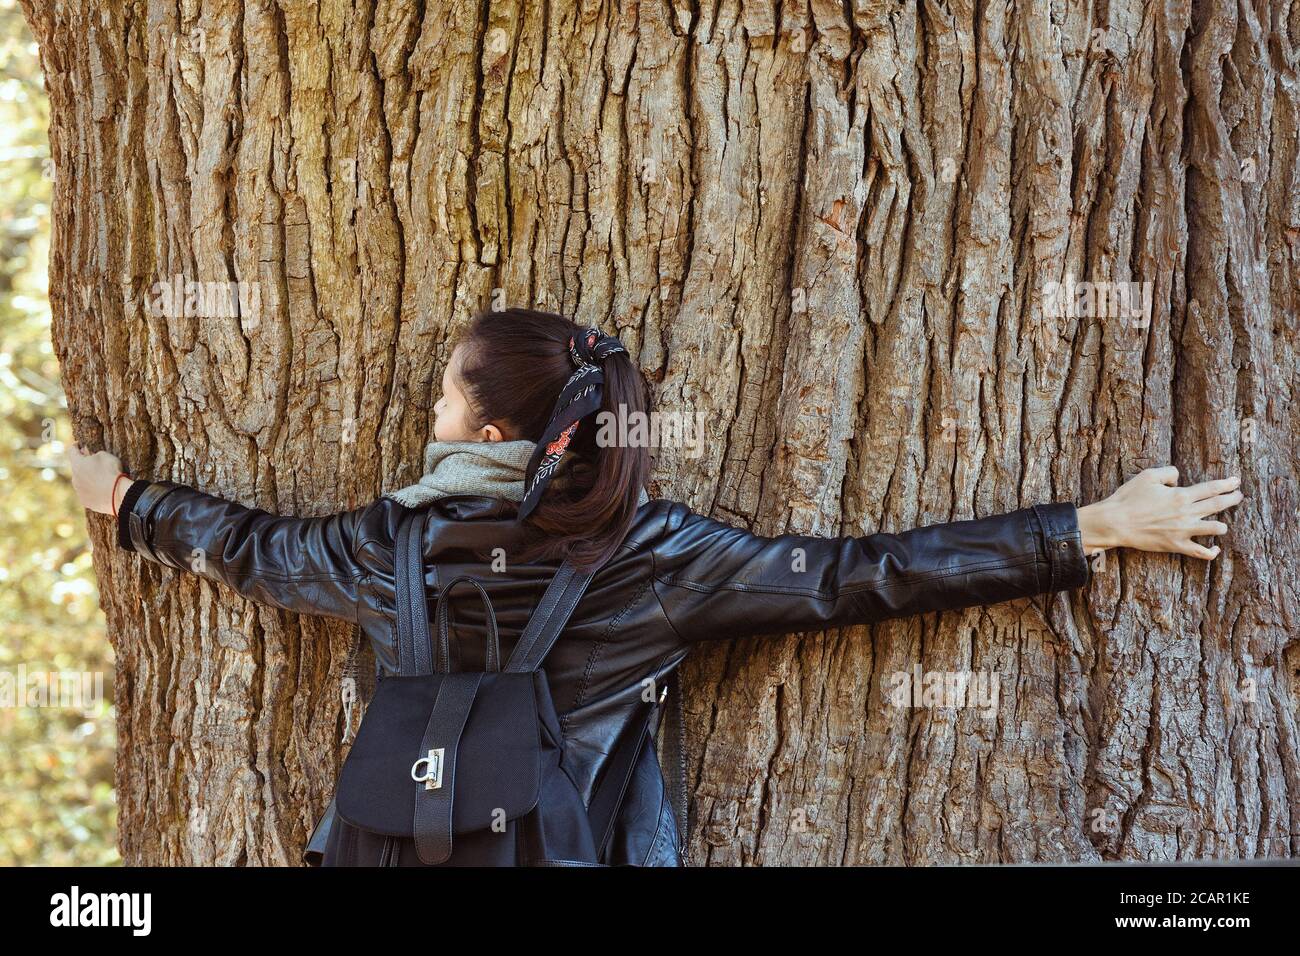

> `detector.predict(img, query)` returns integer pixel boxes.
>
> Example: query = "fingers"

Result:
[1190,519,1229,537]
[1142,465,1180,486]
[1179,541,1221,561]
[1186,475,1241,501]
[1194,488,1244,517]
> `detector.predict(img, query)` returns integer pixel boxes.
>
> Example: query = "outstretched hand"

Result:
[1077,466,1243,561]
[69,442,131,516]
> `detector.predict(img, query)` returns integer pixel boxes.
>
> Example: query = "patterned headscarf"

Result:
[517,326,627,521]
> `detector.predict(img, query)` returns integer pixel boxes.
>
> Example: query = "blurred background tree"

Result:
[0,0,117,866]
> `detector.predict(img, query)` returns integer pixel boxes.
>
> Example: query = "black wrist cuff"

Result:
[116,479,150,552]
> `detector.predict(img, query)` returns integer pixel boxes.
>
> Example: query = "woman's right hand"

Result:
[1077,466,1244,560]
[69,442,131,516]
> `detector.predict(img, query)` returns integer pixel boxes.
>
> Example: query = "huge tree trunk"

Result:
[23,0,1298,865]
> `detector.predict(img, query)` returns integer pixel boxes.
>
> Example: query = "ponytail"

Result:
[454,308,651,571]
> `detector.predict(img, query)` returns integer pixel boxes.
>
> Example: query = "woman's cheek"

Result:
[434,411,465,442]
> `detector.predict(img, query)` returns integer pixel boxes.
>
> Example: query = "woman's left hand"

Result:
[1077,466,1242,560]
[69,442,131,515]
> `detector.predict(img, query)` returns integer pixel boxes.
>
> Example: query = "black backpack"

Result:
[328,505,659,866]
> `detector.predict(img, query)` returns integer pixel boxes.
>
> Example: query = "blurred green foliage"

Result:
[0,0,119,865]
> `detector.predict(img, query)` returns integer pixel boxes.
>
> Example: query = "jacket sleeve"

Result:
[649,501,1091,642]
[115,478,369,622]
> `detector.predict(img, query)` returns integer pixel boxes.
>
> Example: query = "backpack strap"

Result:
[502,561,596,673]
[433,575,502,673]
[396,506,595,678]
[393,508,487,864]
[412,672,485,865]
[395,507,438,676]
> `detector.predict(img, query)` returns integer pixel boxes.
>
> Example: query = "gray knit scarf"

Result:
[384,438,649,509]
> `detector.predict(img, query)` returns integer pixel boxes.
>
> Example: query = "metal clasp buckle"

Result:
[411,748,445,790]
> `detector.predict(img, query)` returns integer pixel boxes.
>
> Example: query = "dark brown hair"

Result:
[453,307,651,571]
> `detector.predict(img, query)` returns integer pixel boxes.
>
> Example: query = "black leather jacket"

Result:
[115,478,1091,865]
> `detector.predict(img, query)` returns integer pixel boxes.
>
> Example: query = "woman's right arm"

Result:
[71,444,382,623]
[649,467,1242,643]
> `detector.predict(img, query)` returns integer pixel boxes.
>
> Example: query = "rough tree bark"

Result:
[22,0,1298,865]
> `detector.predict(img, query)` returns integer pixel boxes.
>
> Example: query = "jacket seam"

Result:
[648,546,687,646]
[571,577,651,717]
[653,553,1039,599]
[1028,508,1043,594]
[355,573,370,627]
[144,537,356,583]
[355,537,385,567]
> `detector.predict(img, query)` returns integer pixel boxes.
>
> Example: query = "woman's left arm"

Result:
[649,465,1244,643]
[70,444,370,622]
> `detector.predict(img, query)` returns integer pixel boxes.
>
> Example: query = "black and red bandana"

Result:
[517,326,628,521]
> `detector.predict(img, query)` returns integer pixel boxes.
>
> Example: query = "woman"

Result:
[69,307,1244,866]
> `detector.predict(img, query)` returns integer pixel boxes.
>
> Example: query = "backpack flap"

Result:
[334,671,543,854]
